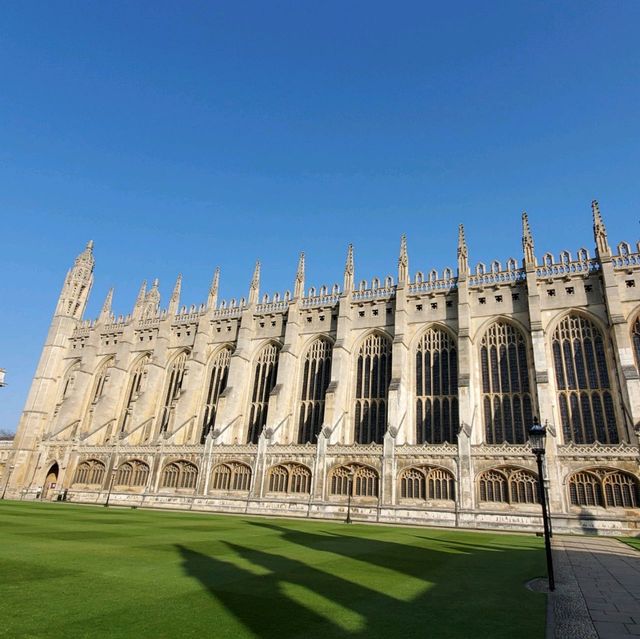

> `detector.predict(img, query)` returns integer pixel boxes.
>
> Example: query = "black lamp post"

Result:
[528,418,555,592]
[104,465,118,508]
[345,470,354,524]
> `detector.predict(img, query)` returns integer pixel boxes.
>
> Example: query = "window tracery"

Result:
[552,314,619,444]
[267,463,311,494]
[115,460,149,487]
[329,464,379,498]
[160,460,198,490]
[211,462,252,491]
[120,354,150,434]
[72,459,105,485]
[399,466,455,501]
[569,468,639,508]
[354,333,392,444]
[159,351,189,435]
[200,347,232,443]
[297,338,333,443]
[480,321,533,444]
[415,328,458,443]
[478,467,538,504]
[247,343,279,444]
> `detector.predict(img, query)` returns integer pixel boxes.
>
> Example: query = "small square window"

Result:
[227,326,231,331]
[139,337,144,342]
[271,321,276,327]
[306,316,312,323]
[386,308,392,314]
[495,295,502,303]
[416,304,423,311]
[216,327,221,333]
[431,302,437,310]
[372,309,379,316]
[259,322,265,328]
[105,340,109,345]
[319,315,325,321]
[565,287,574,295]
[359,311,365,317]
[177,332,181,337]
[547,289,555,297]
[186,331,191,336]
[148,335,152,341]
[512,293,519,301]
[479,297,486,305]
[446,300,452,308]
[626,279,636,288]
[585,284,593,292]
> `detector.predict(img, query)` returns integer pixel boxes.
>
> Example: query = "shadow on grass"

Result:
[176,522,546,639]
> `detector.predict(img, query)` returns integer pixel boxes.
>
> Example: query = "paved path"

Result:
[549,536,640,639]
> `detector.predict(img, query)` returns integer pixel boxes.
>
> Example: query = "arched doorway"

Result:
[42,463,59,500]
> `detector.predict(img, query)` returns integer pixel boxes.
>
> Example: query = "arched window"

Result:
[247,343,279,444]
[120,354,150,434]
[159,351,189,435]
[479,470,507,503]
[200,347,232,443]
[480,321,533,444]
[329,464,379,498]
[354,333,392,444]
[115,460,149,487]
[211,462,251,492]
[297,338,333,443]
[569,468,639,508]
[267,463,311,494]
[633,317,640,371]
[415,328,458,443]
[478,467,538,504]
[73,459,105,486]
[399,466,455,501]
[552,314,619,444]
[90,357,114,406]
[161,460,198,490]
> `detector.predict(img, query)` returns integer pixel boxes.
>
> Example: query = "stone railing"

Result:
[256,300,289,314]
[396,442,458,456]
[211,306,243,320]
[471,443,532,457]
[301,293,340,308]
[267,443,317,455]
[469,269,526,287]
[536,257,600,279]
[556,442,639,458]
[352,285,396,302]
[326,443,384,455]
[612,253,640,269]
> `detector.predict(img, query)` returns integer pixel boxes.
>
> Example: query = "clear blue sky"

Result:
[1,2,638,433]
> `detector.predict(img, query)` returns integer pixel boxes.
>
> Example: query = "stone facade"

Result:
[5,202,640,534]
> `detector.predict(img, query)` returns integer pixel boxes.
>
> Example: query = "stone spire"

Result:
[248,260,261,306]
[522,212,536,266]
[398,234,409,285]
[592,199,611,258]
[343,244,354,294]
[294,252,305,299]
[457,224,468,276]
[55,240,95,319]
[132,280,147,319]
[168,274,182,315]
[98,288,114,323]
[207,267,220,310]
[143,279,160,319]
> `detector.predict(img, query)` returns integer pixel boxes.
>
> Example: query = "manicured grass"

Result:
[0,502,546,638]
[620,537,640,552]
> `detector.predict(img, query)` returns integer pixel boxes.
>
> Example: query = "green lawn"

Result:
[0,502,546,638]
[620,537,640,552]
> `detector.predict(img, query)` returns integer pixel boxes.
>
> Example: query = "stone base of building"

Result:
[8,488,640,537]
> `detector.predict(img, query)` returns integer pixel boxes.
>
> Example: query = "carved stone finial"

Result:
[248,260,261,305]
[132,280,147,319]
[457,224,468,276]
[294,252,305,299]
[398,234,409,284]
[168,273,182,315]
[343,243,354,293]
[592,199,611,258]
[98,287,114,323]
[207,267,220,310]
[522,211,536,266]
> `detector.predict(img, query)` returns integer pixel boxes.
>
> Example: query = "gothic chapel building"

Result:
[7,202,640,534]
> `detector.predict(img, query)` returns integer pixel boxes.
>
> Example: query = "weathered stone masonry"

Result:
[5,201,640,535]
